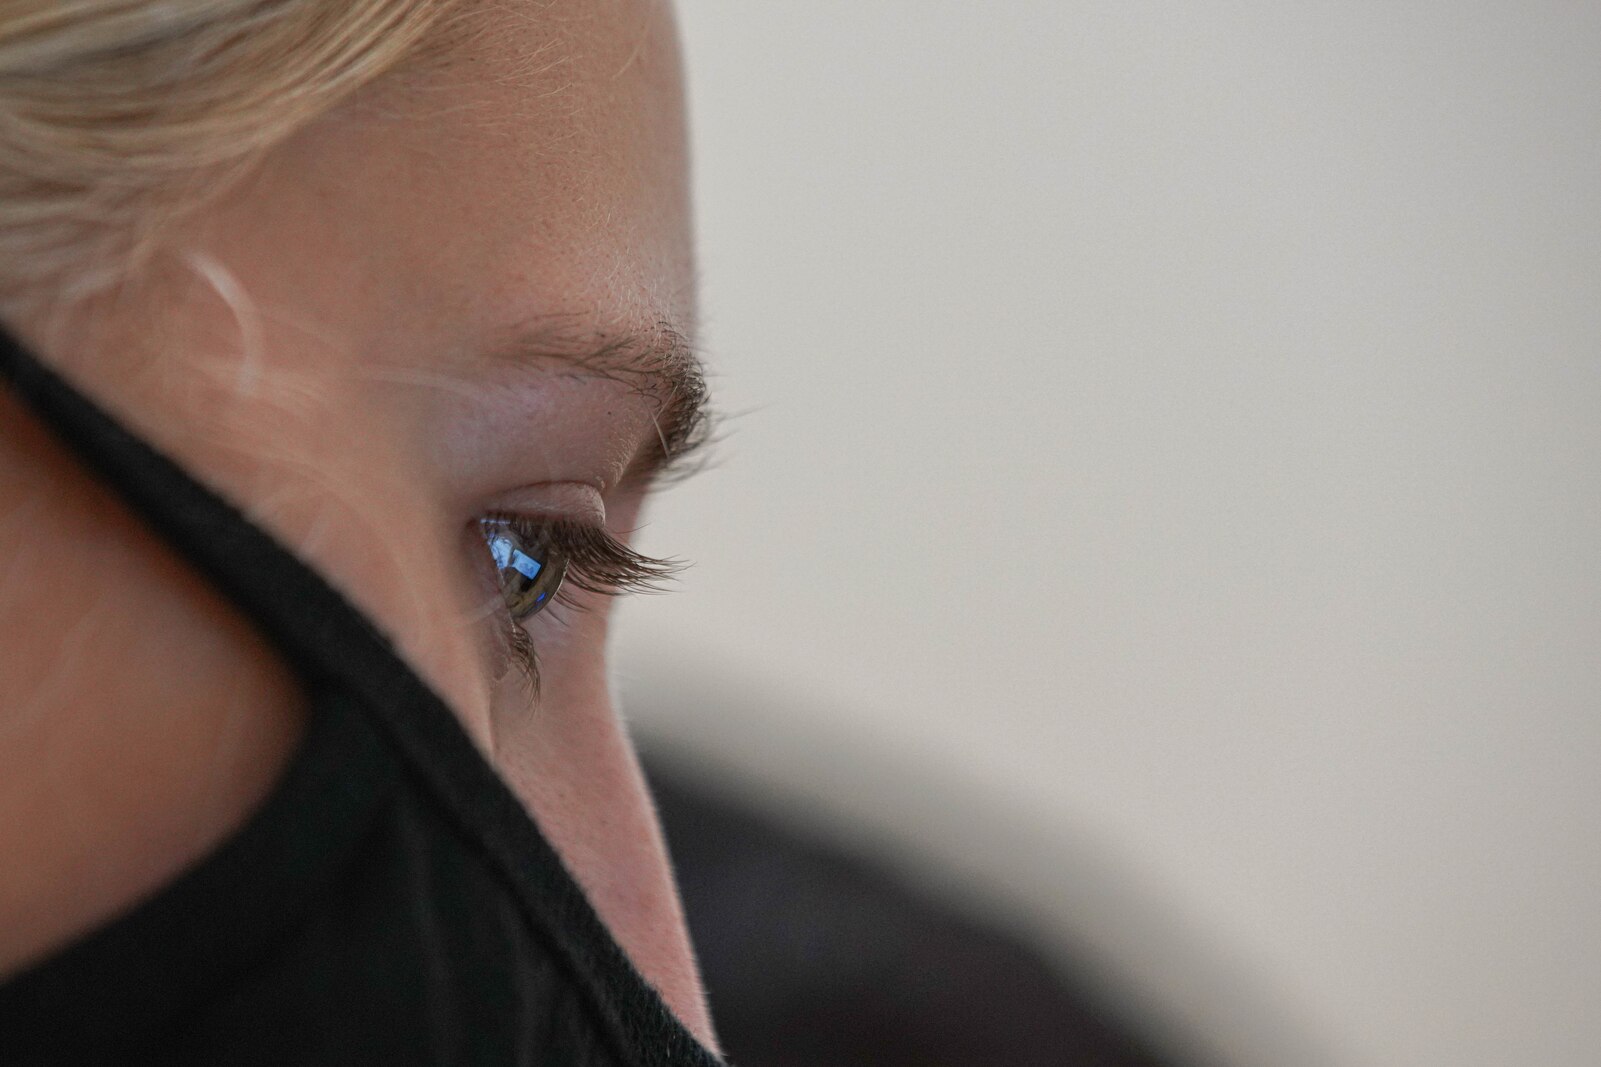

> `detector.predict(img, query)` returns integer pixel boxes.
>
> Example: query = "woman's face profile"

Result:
[30,0,713,1043]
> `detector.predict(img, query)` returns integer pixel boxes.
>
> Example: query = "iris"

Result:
[480,517,567,620]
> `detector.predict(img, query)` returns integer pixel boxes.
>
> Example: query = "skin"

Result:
[0,0,716,1049]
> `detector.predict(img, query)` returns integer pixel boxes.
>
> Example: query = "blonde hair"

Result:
[0,0,461,316]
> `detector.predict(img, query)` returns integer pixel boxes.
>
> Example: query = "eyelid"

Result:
[485,482,608,527]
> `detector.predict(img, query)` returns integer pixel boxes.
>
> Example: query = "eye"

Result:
[480,516,568,621]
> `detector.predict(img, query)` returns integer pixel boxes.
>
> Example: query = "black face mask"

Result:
[0,319,722,1067]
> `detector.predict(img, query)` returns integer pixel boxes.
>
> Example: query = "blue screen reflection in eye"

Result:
[482,518,567,620]
[489,534,544,582]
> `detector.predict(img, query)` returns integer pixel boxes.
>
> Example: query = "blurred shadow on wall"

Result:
[625,655,1340,1067]
[648,756,1184,1067]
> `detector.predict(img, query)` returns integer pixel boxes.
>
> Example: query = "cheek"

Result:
[485,597,709,1039]
[488,579,620,789]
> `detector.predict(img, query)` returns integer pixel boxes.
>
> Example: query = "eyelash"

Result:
[481,510,681,688]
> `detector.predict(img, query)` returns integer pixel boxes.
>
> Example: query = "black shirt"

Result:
[0,322,723,1067]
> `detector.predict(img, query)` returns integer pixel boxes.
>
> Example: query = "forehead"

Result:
[431,0,693,309]
[269,0,695,348]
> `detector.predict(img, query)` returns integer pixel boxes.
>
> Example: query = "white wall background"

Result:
[613,4,1601,1066]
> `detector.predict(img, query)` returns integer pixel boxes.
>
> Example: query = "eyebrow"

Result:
[482,315,714,482]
